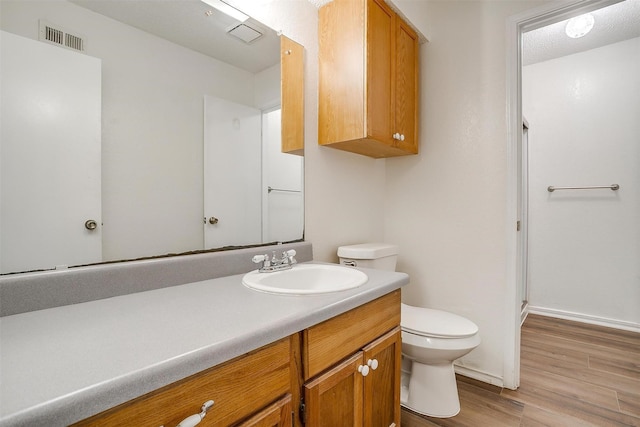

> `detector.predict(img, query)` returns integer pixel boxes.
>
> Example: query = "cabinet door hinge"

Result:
[516,220,521,231]
[299,399,306,425]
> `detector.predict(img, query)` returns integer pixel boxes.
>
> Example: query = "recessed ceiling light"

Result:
[201,0,249,23]
[565,13,595,38]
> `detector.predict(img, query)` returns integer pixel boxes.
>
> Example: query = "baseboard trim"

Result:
[528,306,640,333]
[453,365,504,388]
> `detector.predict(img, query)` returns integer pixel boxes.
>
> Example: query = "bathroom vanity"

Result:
[0,243,407,427]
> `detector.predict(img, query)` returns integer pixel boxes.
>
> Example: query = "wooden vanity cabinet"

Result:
[319,0,419,158]
[236,395,292,427]
[74,291,401,427]
[73,337,293,427]
[302,290,402,426]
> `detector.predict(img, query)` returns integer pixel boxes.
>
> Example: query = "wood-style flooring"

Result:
[401,314,640,427]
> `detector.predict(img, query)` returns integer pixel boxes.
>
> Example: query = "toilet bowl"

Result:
[337,243,481,418]
[401,303,480,417]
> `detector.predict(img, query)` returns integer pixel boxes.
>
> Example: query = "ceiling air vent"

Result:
[226,23,263,44]
[39,20,85,52]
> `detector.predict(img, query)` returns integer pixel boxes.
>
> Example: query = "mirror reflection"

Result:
[0,0,304,275]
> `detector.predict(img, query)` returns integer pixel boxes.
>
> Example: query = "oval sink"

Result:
[242,264,368,295]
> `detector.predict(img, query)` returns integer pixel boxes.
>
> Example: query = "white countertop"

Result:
[0,264,408,426]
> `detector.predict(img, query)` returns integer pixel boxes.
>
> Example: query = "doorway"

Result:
[506,0,640,390]
[522,3,639,331]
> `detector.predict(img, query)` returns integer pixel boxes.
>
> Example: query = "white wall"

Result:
[384,0,549,385]
[523,37,640,329]
[1,1,262,262]
[255,63,281,110]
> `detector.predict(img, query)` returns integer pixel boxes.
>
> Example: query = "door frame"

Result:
[504,0,622,390]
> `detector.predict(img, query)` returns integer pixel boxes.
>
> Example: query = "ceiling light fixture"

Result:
[565,13,595,38]
[201,0,249,22]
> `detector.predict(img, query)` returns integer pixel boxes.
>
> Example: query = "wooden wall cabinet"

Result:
[319,0,419,158]
[302,291,402,426]
[281,35,304,156]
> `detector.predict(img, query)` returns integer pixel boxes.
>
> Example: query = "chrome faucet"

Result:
[252,249,297,273]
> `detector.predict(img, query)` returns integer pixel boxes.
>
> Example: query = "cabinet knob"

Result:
[400,134,405,141]
[367,359,379,370]
[358,364,370,377]
[392,133,399,140]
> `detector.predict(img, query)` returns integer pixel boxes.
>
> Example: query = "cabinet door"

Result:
[363,328,401,427]
[304,352,365,427]
[393,18,419,154]
[281,36,304,155]
[236,395,292,427]
[366,0,394,145]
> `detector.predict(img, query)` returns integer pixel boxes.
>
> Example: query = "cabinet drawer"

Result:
[302,290,400,380]
[75,337,291,427]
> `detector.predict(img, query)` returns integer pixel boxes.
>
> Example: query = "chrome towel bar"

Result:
[547,184,620,192]
[268,186,301,194]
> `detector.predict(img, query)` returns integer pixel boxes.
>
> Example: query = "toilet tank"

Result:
[337,243,399,271]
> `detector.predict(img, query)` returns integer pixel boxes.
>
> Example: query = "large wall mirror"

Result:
[0,0,304,275]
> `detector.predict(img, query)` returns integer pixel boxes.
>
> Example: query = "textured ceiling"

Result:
[523,0,640,66]
[70,0,280,73]
[71,0,639,71]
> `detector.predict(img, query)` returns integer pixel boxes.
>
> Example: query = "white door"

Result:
[261,108,304,243]
[203,96,262,248]
[1,31,102,273]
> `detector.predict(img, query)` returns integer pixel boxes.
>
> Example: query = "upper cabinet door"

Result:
[281,35,305,156]
[366,0,394,146]
[394,17,419,155]
[318,0,420,158]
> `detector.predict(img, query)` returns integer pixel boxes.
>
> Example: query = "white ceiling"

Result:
[523,0,640,66]
[69,0,639,71]
[70,0,280,73]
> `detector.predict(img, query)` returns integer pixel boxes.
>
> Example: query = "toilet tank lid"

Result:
[337,243,399,259]
[401,304,479,338]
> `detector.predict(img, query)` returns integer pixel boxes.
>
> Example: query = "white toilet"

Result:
[338,243,481,418]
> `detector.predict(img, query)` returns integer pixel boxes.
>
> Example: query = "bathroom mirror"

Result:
[0,0,304,275]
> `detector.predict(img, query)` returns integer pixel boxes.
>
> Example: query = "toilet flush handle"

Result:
[367,359,379,370]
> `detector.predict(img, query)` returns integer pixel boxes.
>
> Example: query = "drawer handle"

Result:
[358,364,370,377]
[367,359,379,370]
[161,400,214,427]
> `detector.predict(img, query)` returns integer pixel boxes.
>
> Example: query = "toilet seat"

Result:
[401,304,478,338]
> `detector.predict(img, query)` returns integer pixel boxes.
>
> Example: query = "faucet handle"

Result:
[252,254,271,267]
[285,249,297,265]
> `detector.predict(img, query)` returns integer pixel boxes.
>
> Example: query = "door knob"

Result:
[208,217,219,225]
[85,220,98,230]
